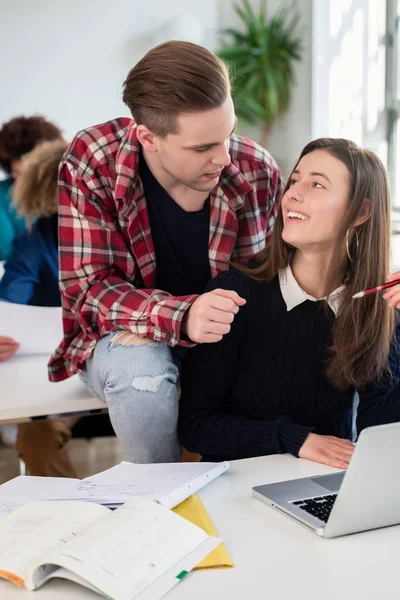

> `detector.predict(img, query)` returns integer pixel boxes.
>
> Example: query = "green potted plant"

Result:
[218,0,303,148]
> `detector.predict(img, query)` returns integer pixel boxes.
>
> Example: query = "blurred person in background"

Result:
[0,139,75,474]
[0,139,66,307]
[0,139,114,475]
[0,115,62,261]
[0,139,106,476]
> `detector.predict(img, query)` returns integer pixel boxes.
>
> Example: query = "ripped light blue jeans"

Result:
[79,333,186,463]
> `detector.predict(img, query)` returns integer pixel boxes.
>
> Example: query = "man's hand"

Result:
[183,289,246,343]
[0,336,20,362]
[299,433,355,469]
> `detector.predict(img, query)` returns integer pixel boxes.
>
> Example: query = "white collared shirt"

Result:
[278,264,345,317]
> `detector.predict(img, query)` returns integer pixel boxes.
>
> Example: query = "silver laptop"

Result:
[252,422,400,538]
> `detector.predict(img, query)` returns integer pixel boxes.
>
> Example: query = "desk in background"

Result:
[0,453,397,600]
[0,354,105,424]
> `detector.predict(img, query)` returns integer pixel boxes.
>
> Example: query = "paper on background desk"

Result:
[0,301,63,355]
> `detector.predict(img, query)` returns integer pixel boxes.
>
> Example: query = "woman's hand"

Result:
[0,336,20,362]
[383,271,400,308]
[299,433,355,469]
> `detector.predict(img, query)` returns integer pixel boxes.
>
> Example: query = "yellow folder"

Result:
[173,494,234,569]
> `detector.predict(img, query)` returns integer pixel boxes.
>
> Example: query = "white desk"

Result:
[0,453,398,600]
[0,354,105,423]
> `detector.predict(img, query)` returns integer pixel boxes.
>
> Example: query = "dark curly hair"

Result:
[0,115,63,175]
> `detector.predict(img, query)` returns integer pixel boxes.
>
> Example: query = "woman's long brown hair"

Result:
[237,138,394,390]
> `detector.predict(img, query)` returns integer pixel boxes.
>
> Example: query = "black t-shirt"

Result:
[139,152,211,296]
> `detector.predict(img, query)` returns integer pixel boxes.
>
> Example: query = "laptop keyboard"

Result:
[292,494,337,523]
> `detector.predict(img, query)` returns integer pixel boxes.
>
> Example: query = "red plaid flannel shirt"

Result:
[48,118,283,381]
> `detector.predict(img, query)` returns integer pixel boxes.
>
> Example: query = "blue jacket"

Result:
[0,178,26,260]
[0,215,60,306]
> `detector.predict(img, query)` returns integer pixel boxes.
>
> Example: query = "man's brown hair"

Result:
[122,41,231,136]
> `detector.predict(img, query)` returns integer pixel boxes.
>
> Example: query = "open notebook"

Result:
[0,498,220,600]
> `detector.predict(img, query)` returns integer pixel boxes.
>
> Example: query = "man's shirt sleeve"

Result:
[58,162,198,349]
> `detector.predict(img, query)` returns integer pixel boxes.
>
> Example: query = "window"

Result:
[387,0,400,207]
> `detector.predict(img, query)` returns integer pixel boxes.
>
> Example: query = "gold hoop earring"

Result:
[345,228,359,263]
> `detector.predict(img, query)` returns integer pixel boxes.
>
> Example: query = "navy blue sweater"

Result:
[178,269,400,461]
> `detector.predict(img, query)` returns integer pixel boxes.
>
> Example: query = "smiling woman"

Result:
[282,150,354,270]
[178,137,400,470]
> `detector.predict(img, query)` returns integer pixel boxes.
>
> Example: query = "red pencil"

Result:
[352,278,400,299]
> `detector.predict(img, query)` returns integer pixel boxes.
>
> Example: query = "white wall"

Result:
[217,0,313,177]
[0,0,390,182]
[0,0,310,177]
[312,0,388,162]
[0,0,218,140]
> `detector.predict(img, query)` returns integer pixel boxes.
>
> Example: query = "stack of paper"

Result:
[0,471,234,574]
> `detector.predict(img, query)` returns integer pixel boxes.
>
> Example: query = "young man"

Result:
[49,41,283,463]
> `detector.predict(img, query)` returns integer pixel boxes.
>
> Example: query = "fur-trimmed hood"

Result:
[13,139,67,221]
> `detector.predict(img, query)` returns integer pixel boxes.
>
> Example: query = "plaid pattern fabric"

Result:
[49,118,283,381]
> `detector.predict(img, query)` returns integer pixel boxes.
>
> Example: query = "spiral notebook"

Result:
[46,461,230,509]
